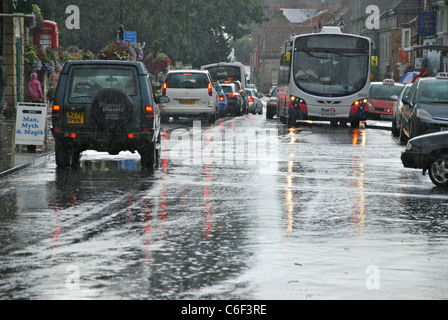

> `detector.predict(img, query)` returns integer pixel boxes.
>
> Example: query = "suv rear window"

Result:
[165,73,209,89]
[221,85,234,94]
[69,68,137,103]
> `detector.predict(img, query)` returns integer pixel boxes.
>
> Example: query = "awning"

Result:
[404,45,448,52]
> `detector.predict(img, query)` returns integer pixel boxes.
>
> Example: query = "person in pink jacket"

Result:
[28,72,44,103]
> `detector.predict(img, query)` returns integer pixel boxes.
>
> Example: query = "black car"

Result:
[402,131,448,187]
[400,74,448,142]
[221,83,244,116]
[51,60,169,169]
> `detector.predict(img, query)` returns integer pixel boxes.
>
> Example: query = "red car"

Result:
[368,79,404,121]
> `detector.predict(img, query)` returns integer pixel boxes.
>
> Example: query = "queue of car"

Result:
[261,73,448,188]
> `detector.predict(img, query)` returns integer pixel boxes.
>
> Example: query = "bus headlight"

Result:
[290,96,306,109]
[352,98,369,111]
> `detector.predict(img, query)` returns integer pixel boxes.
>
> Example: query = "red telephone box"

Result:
[34,21,59,49]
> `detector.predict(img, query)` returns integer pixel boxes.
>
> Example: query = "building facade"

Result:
[1,0,31,109]
[254,0,448,90]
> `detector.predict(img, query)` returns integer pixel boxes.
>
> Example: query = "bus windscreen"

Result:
[293,35,370,97]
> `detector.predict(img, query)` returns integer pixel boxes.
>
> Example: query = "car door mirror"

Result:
[402,97,412,107]
[157,96,170,104]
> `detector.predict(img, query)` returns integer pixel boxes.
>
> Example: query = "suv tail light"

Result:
[208,83,213,96]
[248,96,254,102]
[162,83,167,96]
[145,105,154,121]
[52,104,61,121]
[228,93,237,98]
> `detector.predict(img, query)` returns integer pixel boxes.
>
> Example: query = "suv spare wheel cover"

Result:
[91,89,134,132]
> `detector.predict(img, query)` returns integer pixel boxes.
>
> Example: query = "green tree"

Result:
[33,0,265,68]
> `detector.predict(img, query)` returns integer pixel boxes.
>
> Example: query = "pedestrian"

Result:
[0,56,6,110]
[28,72,44,103]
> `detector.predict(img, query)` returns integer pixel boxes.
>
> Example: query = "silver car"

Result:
[245,89,263,115]
[391,83,412,137]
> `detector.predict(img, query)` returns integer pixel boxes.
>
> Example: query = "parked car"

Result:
[391,83,412,137]
[266,86,278,119]
[367,79,404,121]
[402,130,448,187]
[160,70,218,123]
[245,89,263,115]
[214,82,228,118]
[400,73,448,142]
[221,83,244,116]
[51,60,168,169]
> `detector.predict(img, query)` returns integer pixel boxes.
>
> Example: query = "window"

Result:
[402,29,411,48]
[69,68,137,103]
[165,73,209,89]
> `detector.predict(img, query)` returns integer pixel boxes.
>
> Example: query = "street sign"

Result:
[15,103,48,146]
[123,31,137,43]
[9,0,33,14]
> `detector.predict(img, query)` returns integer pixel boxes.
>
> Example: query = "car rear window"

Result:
[221,85,234,94]
[165,73,209,89]
[69,68,137,103]
[369,84,404,101]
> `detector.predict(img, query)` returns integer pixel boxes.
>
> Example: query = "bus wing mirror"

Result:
[283,52,291,63]
[371,56,378,67]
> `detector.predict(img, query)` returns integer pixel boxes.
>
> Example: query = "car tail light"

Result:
[219,95,225,101]
[162,83,167,96]
[145,105,154,121]
[248,96,254,102]
[52,104,61,121]
[228,93,237,98]
[208,83,213,96]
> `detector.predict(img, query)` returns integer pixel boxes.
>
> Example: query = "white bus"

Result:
[277,26,375,128]
[201,62,248,89]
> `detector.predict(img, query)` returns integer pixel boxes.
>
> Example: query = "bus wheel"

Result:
[350,120,360,128]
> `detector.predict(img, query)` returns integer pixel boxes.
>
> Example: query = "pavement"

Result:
[0,118,54,179]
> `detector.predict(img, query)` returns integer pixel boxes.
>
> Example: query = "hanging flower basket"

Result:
[97,41,146,62]
[144,53,171,75]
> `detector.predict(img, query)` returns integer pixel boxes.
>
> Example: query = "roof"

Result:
[281,8,321,24]
[61,60,148,74]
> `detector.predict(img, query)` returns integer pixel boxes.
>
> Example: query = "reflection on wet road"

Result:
[1,115,448,299]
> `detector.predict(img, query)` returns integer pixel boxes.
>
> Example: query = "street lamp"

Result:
[117,0,125,41]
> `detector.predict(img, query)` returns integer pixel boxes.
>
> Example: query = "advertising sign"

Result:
[15,103,48,146]
[418,12,437,37]
[399,48,409,63]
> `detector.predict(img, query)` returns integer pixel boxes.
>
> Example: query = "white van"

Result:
[160,70,218,123]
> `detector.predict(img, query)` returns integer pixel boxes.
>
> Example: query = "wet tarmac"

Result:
[1,114,448,300]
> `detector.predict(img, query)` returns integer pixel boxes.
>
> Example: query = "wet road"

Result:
[1,113,448,300]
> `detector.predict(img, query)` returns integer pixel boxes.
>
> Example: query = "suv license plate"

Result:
[67,111,84,124]
[181,99,196,105]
